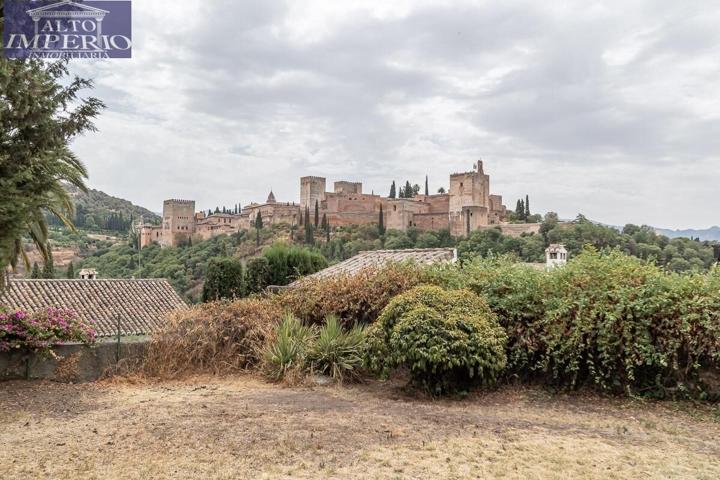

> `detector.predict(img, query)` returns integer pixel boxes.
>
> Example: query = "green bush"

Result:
[246,257,272,294]
[263,242,327,286]
[202,257,245,302]
[364,285,507,394]
[306,315,365,382]
[426,256,548,375]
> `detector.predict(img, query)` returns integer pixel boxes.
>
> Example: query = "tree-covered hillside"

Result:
[47,183,161,233]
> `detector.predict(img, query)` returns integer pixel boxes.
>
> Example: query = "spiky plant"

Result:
[307,315,365,382]
[263,313,315,381]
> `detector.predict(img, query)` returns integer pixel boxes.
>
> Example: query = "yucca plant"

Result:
[263,312,315,381]
[307,315,366,382]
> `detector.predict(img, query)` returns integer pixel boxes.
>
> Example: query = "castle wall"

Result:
[244,202,300,226]
[139,225,163,248]
[384,199,430,231]
[334,181,362,194]
[412,212,449,231]
[414,194,450,213]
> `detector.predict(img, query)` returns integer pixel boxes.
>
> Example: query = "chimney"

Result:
[79,268,98,280]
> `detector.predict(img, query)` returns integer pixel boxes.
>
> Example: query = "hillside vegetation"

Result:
[75,213,719,301]
[47,184,161,233]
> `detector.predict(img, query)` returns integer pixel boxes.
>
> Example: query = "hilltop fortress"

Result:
[139,161,536,249]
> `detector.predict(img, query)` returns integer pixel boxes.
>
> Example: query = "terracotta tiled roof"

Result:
[0,279,187,337]
[297,248,457,283]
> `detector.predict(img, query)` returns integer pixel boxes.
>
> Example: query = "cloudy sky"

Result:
[70,0,720,229]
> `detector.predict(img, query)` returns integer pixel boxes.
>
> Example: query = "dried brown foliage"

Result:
[143,297,283,378]
[278,262,425,326]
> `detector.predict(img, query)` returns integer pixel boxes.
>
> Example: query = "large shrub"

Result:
[538,248,720,397]
[364,285,507,394]
[143,298,282,378]
[202,257,245,302]
[245,257,272,294]
[263,242,327,286]
[426,256,548,374]
[279,262,425,326]
[0,308,96,353]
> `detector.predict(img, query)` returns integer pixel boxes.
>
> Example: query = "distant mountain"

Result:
[655,226,720,242]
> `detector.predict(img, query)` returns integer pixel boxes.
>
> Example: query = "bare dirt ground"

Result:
[1,376,718,479]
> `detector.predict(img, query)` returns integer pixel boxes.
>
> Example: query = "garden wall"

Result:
[0,340,148,382]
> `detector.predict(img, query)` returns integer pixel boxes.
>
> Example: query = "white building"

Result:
[545,244,568,269]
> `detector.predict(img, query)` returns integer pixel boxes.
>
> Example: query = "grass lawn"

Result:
[1,376,718,479]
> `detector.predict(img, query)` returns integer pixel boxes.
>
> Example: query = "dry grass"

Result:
[1,377,718,479]
[142,298,282,378]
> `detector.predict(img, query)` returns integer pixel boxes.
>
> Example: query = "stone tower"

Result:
[162,199,196,247]
[300,176,326,210]
[448,161,491,236]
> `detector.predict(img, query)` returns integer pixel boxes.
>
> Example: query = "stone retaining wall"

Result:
[0,340,148,382]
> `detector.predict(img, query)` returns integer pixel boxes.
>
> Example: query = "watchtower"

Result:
[300,176,326,210]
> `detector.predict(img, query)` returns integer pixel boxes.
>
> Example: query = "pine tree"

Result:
[378,204,386,236]
[404,181,413,198]
[437,187,446,194]
[525,194,530,219]
[425,175,429,196]
[66,262,75,279]
[412,184,421,196]
[314,200,319,228]
[30,262,41,279]
[389,181,396,199]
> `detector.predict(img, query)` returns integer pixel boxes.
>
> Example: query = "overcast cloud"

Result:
[70,0,720,229]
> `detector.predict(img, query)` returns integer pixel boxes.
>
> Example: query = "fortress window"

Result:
[460,182,463,187]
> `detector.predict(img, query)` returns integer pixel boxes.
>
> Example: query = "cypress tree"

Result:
[314,200,319,228]
[42,245,54,279]
[66,262,75,279]
[425,175,429,196]
[389,181,396,199]
[254,212,263,246]
[515,199,523,217]
[304,222,314,245]
[378,204,386,236]
[525,194,530,219]
[404,181,413,198]
[30,262,40,279]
